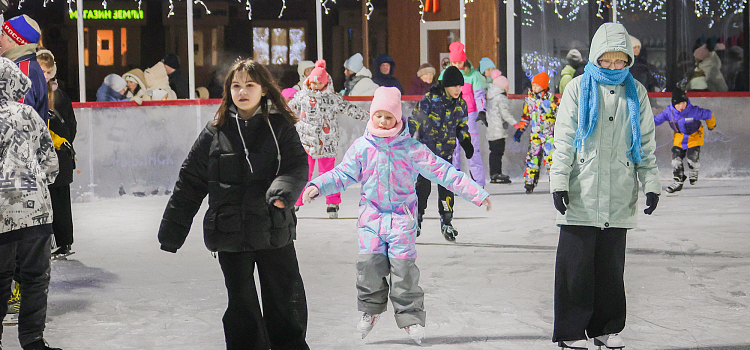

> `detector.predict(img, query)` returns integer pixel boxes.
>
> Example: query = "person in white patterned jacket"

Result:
[0,56,61,350]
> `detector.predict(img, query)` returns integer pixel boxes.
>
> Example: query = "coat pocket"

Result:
[218,153,245,184]
[216,206,243,232]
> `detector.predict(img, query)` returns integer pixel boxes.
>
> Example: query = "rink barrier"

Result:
[70,92,750,200]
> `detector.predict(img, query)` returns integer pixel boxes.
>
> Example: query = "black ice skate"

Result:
[490,174,511,184]
[666,182,683,193]
[21,339,62,350]
[51,245,75,261]
[441,224,458,242]
[327,204,339,219]
[524,184,535,194]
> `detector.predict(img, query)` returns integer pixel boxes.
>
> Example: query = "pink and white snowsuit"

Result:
[308,119,488,328]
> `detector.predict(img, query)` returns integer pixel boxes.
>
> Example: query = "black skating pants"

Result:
[50,185,74,247]
[218,242,309,350]
[416,175,455,226]
[488,138,506,176]
[671,146,700,183]
[0,232,52,347]
[553,225,626,343]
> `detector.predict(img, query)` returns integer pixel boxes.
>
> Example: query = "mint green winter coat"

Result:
[550,23,661,229]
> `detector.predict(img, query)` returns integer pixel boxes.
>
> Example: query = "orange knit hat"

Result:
[531,72,549,90]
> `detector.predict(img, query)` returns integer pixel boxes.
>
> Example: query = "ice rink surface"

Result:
[2,178,749,350]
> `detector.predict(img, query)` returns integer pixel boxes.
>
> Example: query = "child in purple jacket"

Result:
[302,87,491,345]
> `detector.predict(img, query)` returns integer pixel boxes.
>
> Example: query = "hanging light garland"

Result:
[365,0,374,20]
[278,0,286,18]
[245,0,251,20]
[417,0,425,23]
[320,0,337,15]
[463,0,473,18]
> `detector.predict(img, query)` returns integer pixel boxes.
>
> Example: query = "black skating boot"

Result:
[22,339,62,350]
[524,184,534,194]
[441,224,458,242]
[327,204,339,219]
[666,175,686,193]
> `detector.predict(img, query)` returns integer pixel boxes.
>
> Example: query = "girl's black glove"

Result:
[644,192,659,215]
[553,191,569,215]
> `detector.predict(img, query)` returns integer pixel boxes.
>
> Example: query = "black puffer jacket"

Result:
[158,107,308,253]
[49,88,77,187]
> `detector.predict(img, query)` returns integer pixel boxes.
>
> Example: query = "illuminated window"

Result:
[97,29,114,66]
[253,28,270,65]
[84,27,89,67]
[271,28,288,64]
[120,28,127,66]
[253,26,305,65]
[289,28,305,65]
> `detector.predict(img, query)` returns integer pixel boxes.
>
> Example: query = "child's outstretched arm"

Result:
[332,94,369,120]
[305,139,365,202]
[410,140,490,209]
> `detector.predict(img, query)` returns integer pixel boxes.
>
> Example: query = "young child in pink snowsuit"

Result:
[301,87,492,345]
[288,60,368,218]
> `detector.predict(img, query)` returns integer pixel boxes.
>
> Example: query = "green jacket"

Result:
[558,65,576,95]
[550,23,661,229]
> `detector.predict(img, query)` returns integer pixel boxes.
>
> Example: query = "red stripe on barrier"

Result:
[70,91,750,109]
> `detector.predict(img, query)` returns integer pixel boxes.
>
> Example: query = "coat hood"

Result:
[123,68,147,91]
[144,61,172,90]
[373,54,396,77]
[588,23,635,69]
[0,56,32,102]
[356,67,373,78]
[297,60,315,80]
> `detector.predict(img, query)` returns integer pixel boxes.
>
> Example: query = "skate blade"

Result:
[328,212,338,219]
[52,251,75,261]
[2,313,18,326]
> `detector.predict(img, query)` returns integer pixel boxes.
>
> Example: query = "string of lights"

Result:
[278,0,286,18]
[365,0,373,20]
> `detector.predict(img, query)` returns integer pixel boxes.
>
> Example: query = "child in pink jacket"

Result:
[302,87,491,345]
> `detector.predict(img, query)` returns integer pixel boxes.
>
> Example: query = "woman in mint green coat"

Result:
[549,23,661,350]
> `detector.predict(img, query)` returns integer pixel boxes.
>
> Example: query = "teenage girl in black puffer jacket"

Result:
[158,59,310,350]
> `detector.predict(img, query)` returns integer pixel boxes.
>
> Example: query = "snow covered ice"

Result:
[2,179,750,349]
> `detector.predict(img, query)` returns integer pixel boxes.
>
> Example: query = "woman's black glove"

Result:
[553,191,569,215]
[459,139,474,159]
[644,192,659,215]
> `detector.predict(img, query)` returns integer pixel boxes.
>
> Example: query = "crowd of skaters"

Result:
[0,7,723,350]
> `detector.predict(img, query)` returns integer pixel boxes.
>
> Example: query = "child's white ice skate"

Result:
[558,339,588,349]
[594,333,624,349]
[357,312,380,339]
[404,324,425,345]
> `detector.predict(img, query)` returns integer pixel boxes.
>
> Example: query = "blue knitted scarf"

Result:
[576,61,643,163]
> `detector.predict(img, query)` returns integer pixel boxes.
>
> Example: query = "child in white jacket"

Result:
[486,70,517,184]
[288,60,368,218]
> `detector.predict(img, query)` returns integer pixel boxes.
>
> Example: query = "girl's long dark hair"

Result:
[214,59,297,127]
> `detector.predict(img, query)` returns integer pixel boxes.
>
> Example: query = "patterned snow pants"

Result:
[523,132,554,187]
[671,146,701,184]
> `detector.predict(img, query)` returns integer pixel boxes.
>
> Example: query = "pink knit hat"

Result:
[307,60,328,85]
[449,42,467,63]
[368,87,403,137]
[491,70,509,90]
[281,88,298,99]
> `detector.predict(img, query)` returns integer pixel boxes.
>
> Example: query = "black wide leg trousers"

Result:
[553,225,627,343]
